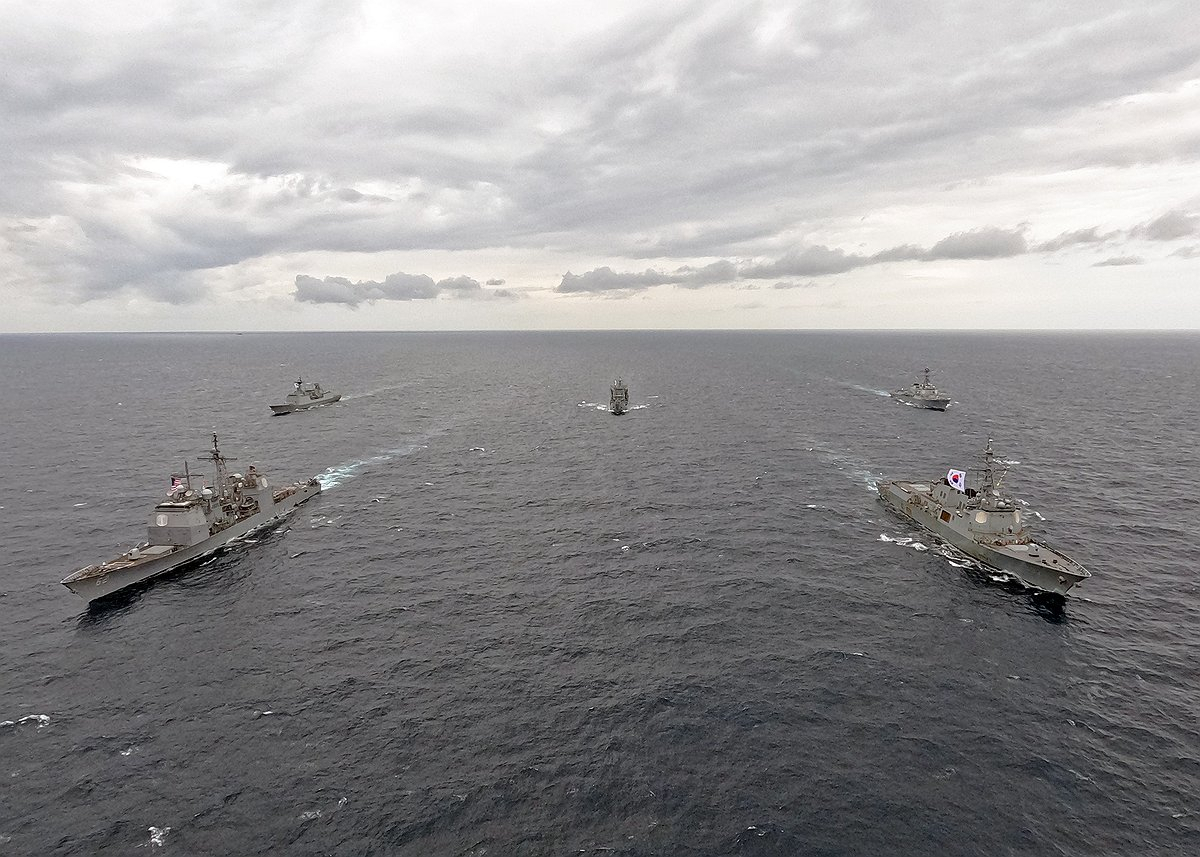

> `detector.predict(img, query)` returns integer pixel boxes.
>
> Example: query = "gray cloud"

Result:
[558,224,1063,293]
[436,275,483,293]
[294,275,360,306]
[1093,255,1145,266]
[1035,227,1117,252]
[924,227,1028,260]
[870,245,927,263]
[555,260,740,293]
[672,260,739,288]
[295,270,510,306]
[740,246,865,279]
[557,267,678,293]
[294,272,439,306]
[1134,210,1199,241]
[485,278,505,286]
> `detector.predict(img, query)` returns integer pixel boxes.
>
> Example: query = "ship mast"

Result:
[977,438,1010,509]
[197,432,236,499]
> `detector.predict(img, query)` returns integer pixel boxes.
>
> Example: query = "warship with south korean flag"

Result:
[878,439,1091,596]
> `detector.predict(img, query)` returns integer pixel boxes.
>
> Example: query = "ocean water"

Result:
[1,331,1197,856]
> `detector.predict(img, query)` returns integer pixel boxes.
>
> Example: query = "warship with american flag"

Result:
[61,434,320,603]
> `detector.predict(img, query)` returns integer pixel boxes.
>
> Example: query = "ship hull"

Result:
[878,482,1087,596]
[270,394,341,415]
[890,393,950,411]
[62,482,320,603]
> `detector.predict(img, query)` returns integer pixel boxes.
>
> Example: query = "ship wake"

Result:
[878,533,929,552]
[806,444,881,493]
[318,443,427,490]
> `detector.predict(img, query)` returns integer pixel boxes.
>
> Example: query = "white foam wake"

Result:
[1,714,50,729]
[850,383,891,397]
[807,445,880,493]
[340,382,414,401]
[317,443,426,490]
[879,534,929,551]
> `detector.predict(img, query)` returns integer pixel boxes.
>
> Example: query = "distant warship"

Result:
[878,439,1091,596]
[270,378,341,415]
[891,367,951,410]
[61,434,321,603]
[610,379,629,415]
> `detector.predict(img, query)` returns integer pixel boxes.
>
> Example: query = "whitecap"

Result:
[299,810,322,822]
[72,502,88,507]
[149,826,170,847]
[0,714,50,729]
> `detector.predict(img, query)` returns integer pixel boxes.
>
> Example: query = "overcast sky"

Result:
[3,0,1198,331]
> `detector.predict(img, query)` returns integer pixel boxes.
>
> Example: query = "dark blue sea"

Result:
[2,331,1198,856]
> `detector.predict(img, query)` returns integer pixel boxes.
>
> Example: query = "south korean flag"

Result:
[947,469,967,492]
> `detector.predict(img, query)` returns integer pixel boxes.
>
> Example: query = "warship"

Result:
[878,439,1091,596]
[61,434,321,603]
[609,379,629,415]
[270,378,341,415]
[891,367,951,410]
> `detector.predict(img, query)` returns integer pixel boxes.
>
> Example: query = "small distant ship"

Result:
[270,378,341,415]
[61,434,321,603]
[610,379,629,415]
[891,367,951,410]
[878,439,1091,596]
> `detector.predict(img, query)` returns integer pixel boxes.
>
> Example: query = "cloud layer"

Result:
[294,272,519,306]
[2,1,1198,327]
[552,220,1193,293]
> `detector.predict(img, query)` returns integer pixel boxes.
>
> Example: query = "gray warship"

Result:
[61,434,321,603]
[878,439,1091,596]
[891,367,951,410]
[610,379,629,415]
[270,378,341,415]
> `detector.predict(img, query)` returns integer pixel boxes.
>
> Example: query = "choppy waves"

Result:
[3,331,1197,856]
